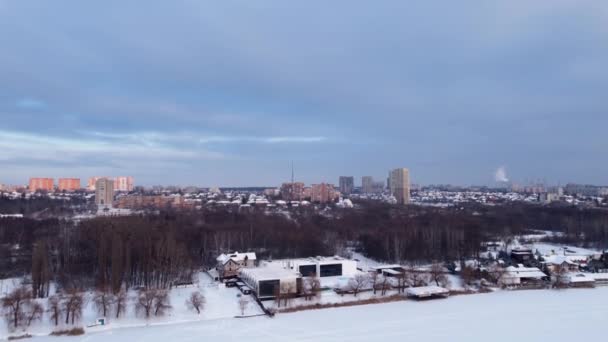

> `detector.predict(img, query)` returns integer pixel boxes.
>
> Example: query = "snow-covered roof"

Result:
[567,273,595,283]
[240,265,300,282]
[371,264,403,270]
[505,266,547,279]
[543,255,584,265]
[406,286,450,297]
[216,252,257,264]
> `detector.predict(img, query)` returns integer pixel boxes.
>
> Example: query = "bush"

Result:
[7,334,32,340]
[50,327,85,336]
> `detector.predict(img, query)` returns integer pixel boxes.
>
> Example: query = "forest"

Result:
[1,202,608,296]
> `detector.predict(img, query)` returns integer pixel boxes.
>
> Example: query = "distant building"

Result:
[338,176,354,195]
[362,176,373,194]
[311,183,338,203]
[29,178,54,192]
[113,176,134,192]
[389,168,411,205]
[95,178,114,208]
[280,182,305,201]
[372,181,385,193]
[58,178,81,191]
[88,177,108,191]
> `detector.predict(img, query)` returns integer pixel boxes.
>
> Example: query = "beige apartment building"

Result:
[389,168,411,205]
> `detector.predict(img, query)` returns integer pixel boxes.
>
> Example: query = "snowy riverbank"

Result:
[24,286,608,342]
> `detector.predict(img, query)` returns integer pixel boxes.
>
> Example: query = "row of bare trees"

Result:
[345,263,453,297]
[2,286,208,330]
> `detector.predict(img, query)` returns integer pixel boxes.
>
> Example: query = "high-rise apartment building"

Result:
[389,168,411,205]
[88,177,108,191]
[113,176,134,192]
[362,176,373,194]
[311,183,338,203]
[95,178,114,208]
[280,182,305,201]
[338,176,354,195]
[29,178,54,192]
[58,178,81,191]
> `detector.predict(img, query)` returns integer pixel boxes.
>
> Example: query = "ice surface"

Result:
[28,287,608,342]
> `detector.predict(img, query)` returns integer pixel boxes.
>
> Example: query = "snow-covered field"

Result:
[29,287,608,342]
[0,273,263,339]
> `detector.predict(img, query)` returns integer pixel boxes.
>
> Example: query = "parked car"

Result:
[240,286,252,295]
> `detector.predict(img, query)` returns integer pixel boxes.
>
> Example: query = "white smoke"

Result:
[494,166,509,183]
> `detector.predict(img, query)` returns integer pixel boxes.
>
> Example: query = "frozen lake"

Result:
[35,287,608,342]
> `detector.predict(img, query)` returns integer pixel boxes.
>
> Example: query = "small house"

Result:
[510,248,534,264]
[501,265,548,286]
[216,252,257,280]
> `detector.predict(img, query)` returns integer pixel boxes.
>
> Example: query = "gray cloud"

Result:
[0,0,607,186]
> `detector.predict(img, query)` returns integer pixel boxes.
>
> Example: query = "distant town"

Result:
[1,168,607,220]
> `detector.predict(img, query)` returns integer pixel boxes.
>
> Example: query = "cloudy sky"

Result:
[1,0,607,187]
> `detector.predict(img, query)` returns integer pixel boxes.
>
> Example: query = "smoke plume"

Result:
[494,166,509,183]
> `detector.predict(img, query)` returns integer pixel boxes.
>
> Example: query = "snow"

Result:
[406,286,450,297]
[30,287,608,342]
[0,273,263,339]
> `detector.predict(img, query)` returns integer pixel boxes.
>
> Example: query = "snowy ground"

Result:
[1,273,263,339]
[28,287,608,342]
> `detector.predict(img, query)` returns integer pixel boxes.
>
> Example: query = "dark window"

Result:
[299,265,317,277]
[258,280,280,297]
[320,263,343,277]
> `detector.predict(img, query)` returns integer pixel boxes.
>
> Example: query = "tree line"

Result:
[1,202,607,295]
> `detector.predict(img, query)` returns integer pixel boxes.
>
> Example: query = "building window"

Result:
[320,264,343,277]
[299,265,317,277]
[259,280,280,297]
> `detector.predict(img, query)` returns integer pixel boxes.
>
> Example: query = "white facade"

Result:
[269,256,358,278]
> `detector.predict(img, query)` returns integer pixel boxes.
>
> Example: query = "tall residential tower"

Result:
[389,168,411,205]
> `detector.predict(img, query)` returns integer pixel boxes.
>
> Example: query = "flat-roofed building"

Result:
[311,183,338,203]
[339,176,354,195]
[113,176,134,192]
[95,178,114,208]
[280,182,305,201]
[58,178,81,191]
[29,178,54,192]
[389,168,411,204]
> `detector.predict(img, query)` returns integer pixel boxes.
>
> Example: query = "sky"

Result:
[1,0,607,187]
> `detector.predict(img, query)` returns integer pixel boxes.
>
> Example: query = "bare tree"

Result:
[114,290,128,319]
[369,272,379,295]
[407,267,430,287]
[186,291,205,314]
[487,264,507,285]
[460,266,478,286]
[280,283,294,307]
[347,274,370,297]
[552,263,569,289]
[238,296,249,316]
[62,290,85,325]
[135,290,155,318]
[1,286,32,329]
[93,287,115,317]
[396,270,409,293]
[379,276,392,296]
[48,295,62,326]
[429,263,449,287]
[153,290,171,317]
[24,301,44,327]
[303,276,321,301]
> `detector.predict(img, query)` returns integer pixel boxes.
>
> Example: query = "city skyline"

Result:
[1,1,607,186]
